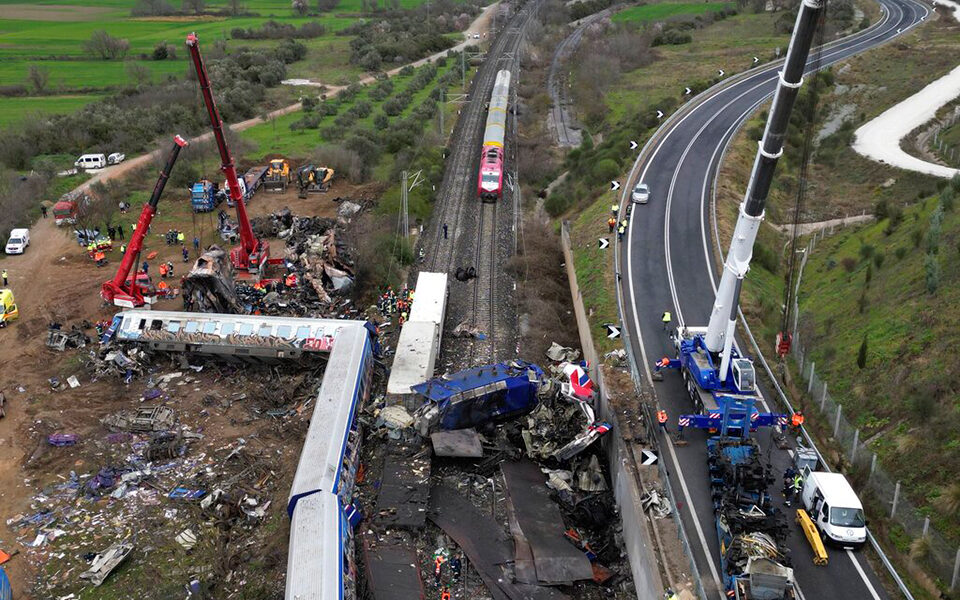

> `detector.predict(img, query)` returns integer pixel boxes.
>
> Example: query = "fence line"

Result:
[787,236,960,593]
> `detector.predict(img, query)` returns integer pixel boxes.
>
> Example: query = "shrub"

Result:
[152,42,169,61]
[873,252,884,269]
[314,144,366,182]
[841,257,857,272]
[924,254,940,294]
[858,243,874,261]
[373,113,389,129]
[131,0,175,16]
[856,334,867,369]
[894,247,907,260]
[351,100,373,119]
[85,30,130,60]
[545,190,574,216]
[399,65,415,76]
[592,158,619,184]
[754,242,779,273]
[941,186,955,212]
[231,20,327,40]
[652,29,692,46]
[290,113,321,130]
[301,95,317,112]
[883,204,903,235]
[911,228,922,248]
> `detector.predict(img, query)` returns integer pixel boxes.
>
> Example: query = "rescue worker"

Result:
[286,273,297,288]
[157,280,169,297]
[661,311,672,330]
[193,236,200,252]
[620,218,628,230]
[95,321,104,337]
[664,589,679,600]
[791,410,805,434]
[655,356,671,373]
[441,589,451,600]
[177,231,185,245]
[657,409,669,433]
[607,216,616,232]
[784,470,803,506]
[2,269,7,286]
[450,555,462,582]
[433,556,444,587]
[182,246,189,262]
[120,245,126,254]
[159,263,169,278]
[611,203,619,216]
[399,310,408,326]
[166,261,174,278]
[142,261,149,274]
[443,223,449,239]
[117,224,124,240]
[94,250,107,267]
[41,205,48,218]
[617,223,626,241]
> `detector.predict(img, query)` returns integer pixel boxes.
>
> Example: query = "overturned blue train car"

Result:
[412,360,546,433]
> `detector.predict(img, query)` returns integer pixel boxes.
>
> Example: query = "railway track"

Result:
[424,0,540,370]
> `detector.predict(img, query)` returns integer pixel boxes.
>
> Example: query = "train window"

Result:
[295,325,310,340]
[221,322,235,335]
[259,324,272,337]
[150,320,163,331]
[238,323,254,336]
[202,321,217,334]
[277,325,292,338]
[167,321,181,333]
[184,321,199,334]
[137,318,146,331]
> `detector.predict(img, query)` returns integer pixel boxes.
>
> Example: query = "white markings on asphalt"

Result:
[848,550,883,600]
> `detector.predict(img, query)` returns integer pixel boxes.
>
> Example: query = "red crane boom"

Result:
[101,135,188,308]
[185,32,268,275]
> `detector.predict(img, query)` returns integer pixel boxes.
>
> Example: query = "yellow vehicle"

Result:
[264,159,290,192]
[296,165,334,198]
[0,289,18,327]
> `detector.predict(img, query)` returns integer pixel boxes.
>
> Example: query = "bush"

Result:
[0,85,28,97]
[351,100,373,119]
[883,204,903,235]
[85,30,131,60]
[873,198,889,219]
[857,335,867,368]
[314,144,367,182]
[941,186,955,212]
[592,158,619,184]
[301,95,317,112]
[152,43,168,61]
[895,246,907,260]
[841,257,857,272]
[373,113,389,129]
[652,29,692,46]
[398,65,415,76]
[754,242,780,273]
[924,254,940,293]
[131,0,175,16]
[858,243,874,261]
[231,20,327,40]
[873,252,884,269]
[545,190,574,216]
[290,113,322,130]
[911,228,923,248]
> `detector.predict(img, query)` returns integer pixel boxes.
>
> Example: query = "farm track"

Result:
[426,0,541,372]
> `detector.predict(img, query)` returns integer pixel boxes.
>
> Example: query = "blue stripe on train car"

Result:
[0,566,12,600]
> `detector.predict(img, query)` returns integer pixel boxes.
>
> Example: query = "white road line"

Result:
[621,0,925,597]
[849,549,883,600]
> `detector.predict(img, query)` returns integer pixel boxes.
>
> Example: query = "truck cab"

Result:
[800,471,866,549]
[5,228,30,254]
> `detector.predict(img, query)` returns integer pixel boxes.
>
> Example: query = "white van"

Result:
[5,228,30,254]
[800,471,866,549]
[75,153,107,170]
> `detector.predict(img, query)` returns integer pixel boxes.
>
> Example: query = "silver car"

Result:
[632,182,650,204]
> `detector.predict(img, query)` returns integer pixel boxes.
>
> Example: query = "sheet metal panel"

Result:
[385,321,439,396]
[407,272,447,332]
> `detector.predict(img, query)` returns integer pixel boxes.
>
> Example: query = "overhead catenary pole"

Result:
[706,0,825,382]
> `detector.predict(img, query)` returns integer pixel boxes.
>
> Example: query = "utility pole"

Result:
[401,170,409,239]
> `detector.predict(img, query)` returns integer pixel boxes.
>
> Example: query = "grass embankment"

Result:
[612,1,734,24]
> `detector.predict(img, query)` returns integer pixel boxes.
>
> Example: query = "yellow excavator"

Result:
[264,159,290,192]
[296,164,334,198]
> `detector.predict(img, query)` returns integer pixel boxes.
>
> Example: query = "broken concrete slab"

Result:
[375,448,430,529]
[500,460,594,584]
[79,541,133,586]
[430,429,483,458]
[361,534,424,600]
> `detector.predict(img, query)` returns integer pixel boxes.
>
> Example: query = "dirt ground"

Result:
[0,180,363,598]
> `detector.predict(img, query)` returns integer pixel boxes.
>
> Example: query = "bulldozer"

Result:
[264,159,290,192]
[296,164,334,198]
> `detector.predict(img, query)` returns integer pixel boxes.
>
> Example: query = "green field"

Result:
[0,0,439,127]
[0,94,107,126]
[611,1,734,23]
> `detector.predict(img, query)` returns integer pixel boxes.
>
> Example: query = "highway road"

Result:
[615,0,931,598]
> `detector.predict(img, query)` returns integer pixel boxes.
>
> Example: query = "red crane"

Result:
[101,135,188,308]
[185,32,268,275]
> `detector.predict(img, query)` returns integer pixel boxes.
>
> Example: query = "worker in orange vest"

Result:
[657,409,669,433]
[94,250,107,267]
[159,262,169,278]
[607,217,616,232]
[790,410,804,434]
[441,588,451,600]
[655,356,671,373]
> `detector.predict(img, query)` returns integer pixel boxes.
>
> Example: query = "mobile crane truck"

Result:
[186,33,269,276]
[654,0,826,596]
[101,135,188,308]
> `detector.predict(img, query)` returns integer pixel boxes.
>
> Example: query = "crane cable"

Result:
[779,0,829,360]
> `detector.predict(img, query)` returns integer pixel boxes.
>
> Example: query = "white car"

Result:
[5,228,30,254]
[631,182,650,204]
[107,152,126,165]
[75,153,106,170]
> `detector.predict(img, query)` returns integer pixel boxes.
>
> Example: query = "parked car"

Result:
[631,182,650,204]
[5,228,30,254]
[107,152,126,165]
[75,153,106,170]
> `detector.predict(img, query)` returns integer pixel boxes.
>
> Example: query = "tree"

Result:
[183,0,206,14]
[126,63,152,87]
[84,30,131,60]
[292,0,309,15]
[228,0,244,15]
[924,254,940,294]
[27,65,50,93]
[152,42,168,61]
[856,334,867,369]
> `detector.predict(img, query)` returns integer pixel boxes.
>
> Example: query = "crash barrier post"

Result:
[560,221,664,600]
